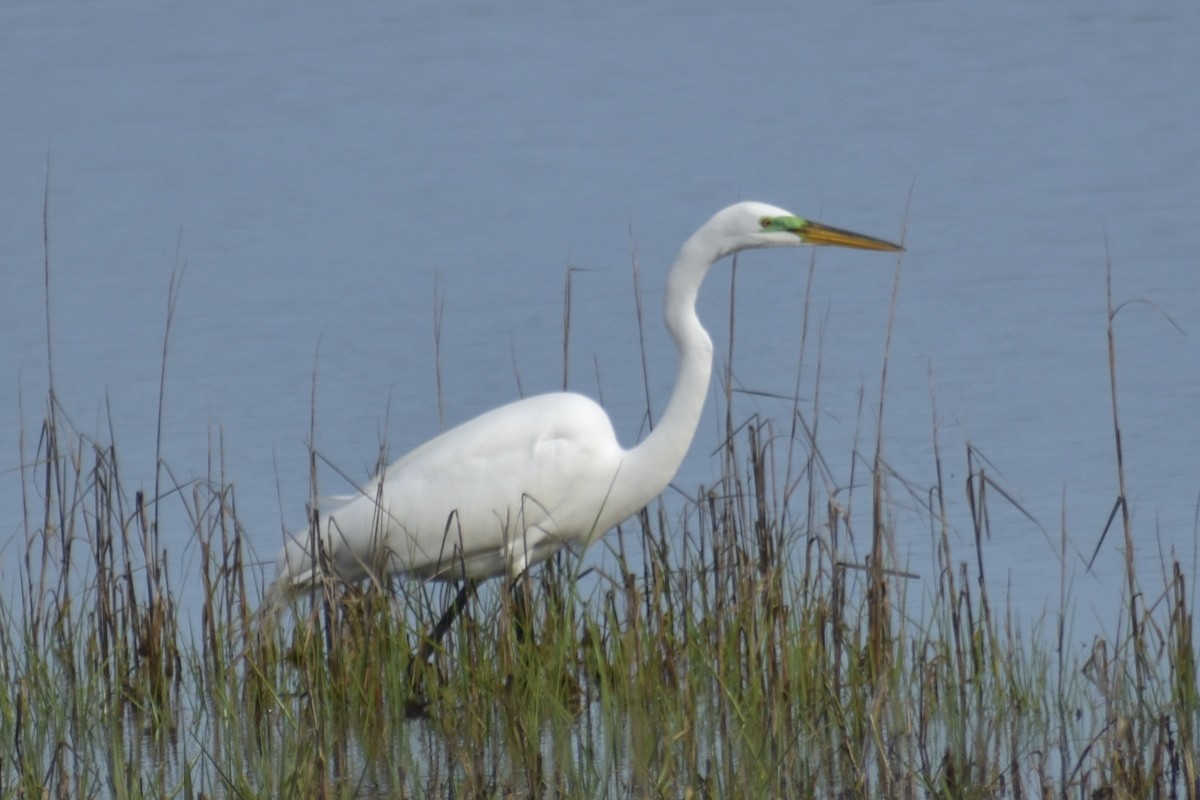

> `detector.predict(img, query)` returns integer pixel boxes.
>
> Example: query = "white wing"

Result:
[276,392,628,586]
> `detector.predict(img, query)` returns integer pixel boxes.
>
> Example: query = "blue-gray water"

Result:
[2,0,1198,639]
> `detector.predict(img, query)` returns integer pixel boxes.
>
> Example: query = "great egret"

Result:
[274,201,901,595]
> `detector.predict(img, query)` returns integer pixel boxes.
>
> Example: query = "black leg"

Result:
[430,579,478,647]
[410,579,478,672]
[509,573,534,645]
[405,579,478,716]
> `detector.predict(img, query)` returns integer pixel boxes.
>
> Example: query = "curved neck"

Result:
[613,232,719,509]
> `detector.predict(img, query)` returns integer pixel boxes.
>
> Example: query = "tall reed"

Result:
[2,229,1195,798]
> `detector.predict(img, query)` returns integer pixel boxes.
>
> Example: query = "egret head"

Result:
[705,201,904,258]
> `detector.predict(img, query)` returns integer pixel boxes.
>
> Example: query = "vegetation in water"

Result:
[2,246,1196,799]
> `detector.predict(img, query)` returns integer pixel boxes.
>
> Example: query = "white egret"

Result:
[273,201,901,598]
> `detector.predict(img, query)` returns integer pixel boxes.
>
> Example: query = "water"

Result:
[2,0,1198,638]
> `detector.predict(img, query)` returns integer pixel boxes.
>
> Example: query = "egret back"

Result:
[274,391,630,586]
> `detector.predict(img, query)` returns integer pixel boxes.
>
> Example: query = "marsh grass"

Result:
[3,237,1197,798]
[7,382,1196,799]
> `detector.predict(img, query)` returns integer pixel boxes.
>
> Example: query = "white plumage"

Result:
[273,201,901,592]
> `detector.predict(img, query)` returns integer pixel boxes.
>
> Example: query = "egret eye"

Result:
[759,217,773,229]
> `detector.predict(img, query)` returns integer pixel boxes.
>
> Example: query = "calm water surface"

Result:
[2,0,1198,638]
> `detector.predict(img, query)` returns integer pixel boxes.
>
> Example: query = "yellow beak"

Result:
[799,221,904,252]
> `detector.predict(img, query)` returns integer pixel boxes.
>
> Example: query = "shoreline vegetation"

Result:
[4,250,1196,798]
